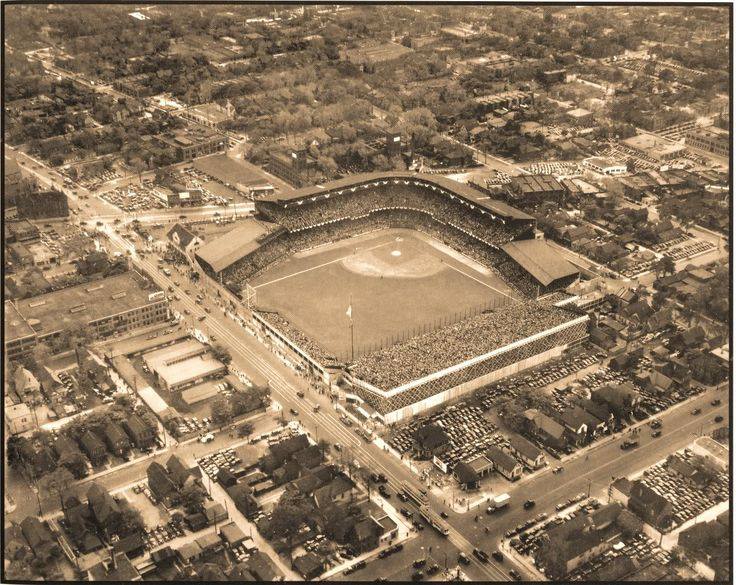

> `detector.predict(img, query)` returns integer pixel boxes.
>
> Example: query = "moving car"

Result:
[651,430,662,438]
[199,433,214,443]
[711,399,722,406]
[523,499,536,510]
[621,440,639,450]
[552,466,564,474]
[509,569,522,581]
[473,549,489,563]
[714,415,724,423]
[691,408,702,415]
[289,408,299,416]
[492,550,504,562]
[458,552,471,565]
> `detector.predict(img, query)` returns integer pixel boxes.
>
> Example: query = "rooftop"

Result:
[195,219,277,273]
[261,172,533,221]
[143,339,225,388]
[11,271,163,339]
[502,239,579,287]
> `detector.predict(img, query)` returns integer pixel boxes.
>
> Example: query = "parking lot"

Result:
[507,493,671,581]
[477,348,603,411]
[638,449,729,528]
[388,403,499,470]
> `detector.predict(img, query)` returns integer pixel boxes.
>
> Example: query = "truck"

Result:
[486,493,511,514]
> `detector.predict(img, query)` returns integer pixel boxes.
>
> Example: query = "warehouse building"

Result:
[6,272,169,357]
[143,339,227,392]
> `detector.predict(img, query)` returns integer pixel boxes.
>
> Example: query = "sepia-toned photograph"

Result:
[2,3,731,583]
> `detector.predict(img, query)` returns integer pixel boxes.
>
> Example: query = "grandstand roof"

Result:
[260,172,533,221]
[195,219,277,273]
[501,239,579,287]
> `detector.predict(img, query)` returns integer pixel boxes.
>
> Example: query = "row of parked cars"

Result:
[198,447,241,480]
[143,520,184,550]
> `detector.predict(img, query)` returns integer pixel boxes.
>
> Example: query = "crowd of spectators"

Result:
[260,183,528,245]
[349,302,578,390]
[257,311,337,366]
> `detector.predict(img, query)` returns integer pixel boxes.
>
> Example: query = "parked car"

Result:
[714,415,724,423]
[492,550,504,562]
[691,408,702,415]
[621,440,639,450]
[523,499,536,510]
[711,399,721,406]
[552,466,564,474]
[509,569,522,581]
[458,552,471,565]
[651,430,662,438]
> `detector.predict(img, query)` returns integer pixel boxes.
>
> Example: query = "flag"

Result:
[346,304,352,320]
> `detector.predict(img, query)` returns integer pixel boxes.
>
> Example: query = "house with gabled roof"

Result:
[123,415,156,449]
[313,474,355,509]
[507,433,546,469]
[627,481,673,531]
[486,445,522,481]
[87,483,121,529]
[80,431,107,465]
[453,461,481,490]
[412,424,450,459]
[524,408,567,450]
[20,516,60,560]
[103,422,131,457]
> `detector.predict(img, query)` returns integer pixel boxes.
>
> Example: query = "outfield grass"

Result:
[251,229,516,359]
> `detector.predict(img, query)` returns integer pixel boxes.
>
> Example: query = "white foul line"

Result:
[444,262,518,302]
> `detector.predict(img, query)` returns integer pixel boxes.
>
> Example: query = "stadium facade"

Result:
[198,172,587,423]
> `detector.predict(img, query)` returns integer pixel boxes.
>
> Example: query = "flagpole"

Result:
[349,294,354,362]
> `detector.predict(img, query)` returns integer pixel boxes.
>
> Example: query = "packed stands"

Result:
[349,302,581,390]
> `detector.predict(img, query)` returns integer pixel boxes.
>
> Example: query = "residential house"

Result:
[203,501,228,525]
[122,415,156,450]
[80,431,107,465]
[658,356,691,385]
[147,462,180,506]
[313,474,355,509]
[5,402,36,435]
[293,552,325,580]
[87,552,142,581]
[195,532,224,556]
[87,483,122,531]
[453,461,481,490]
[675,326,706,351]
[646,308,672,333]
[627,480,673,531]
[574,398,615,433]
[620,300,654,328]
[609,477,632,507]
[524,408,567,450]
[535,503,623,579]
[103,422,131,457]
[411,424,450,460]
[18,437,57,477]
[13,366,42,405]
[113,533,145,559]
[219,522,247,548]
[20,516,61,560]
[176,541,203,564]
[506,433,546,469]
[350,518,381,553]
[226,483,259,519]
[246,551,280,581]
[646,370,675,395]
[64,495,104,554]
[167,454,202,489]
[592,382,641,420]
[555,407,590,446]
[486,446,523,481]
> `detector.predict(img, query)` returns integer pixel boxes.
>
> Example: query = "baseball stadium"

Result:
[195,172,588,423]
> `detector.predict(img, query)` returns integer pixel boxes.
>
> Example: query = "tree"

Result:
[181,482,206,514]
[59,450,88,479]
[655,255,676,278]
[210,397,232,429]
[211,344,232,365]
[237,421,254,437]
[117,505,145,536]
[317,439,330,461]
[617,508,644,537]
[40,467,75,508]
[269,491,313,564]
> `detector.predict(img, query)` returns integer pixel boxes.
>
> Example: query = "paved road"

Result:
[102,227,515,582]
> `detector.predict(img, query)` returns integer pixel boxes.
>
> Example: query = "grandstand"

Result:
[196,172,587,423]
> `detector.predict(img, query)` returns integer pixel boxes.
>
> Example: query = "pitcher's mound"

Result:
[342,244,444,278]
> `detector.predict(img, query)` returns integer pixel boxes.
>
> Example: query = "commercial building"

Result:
[152,183,204,207]
[340,42,413,70]
[474,90,534,115]
[180,101,235,129]
[5,272,169,356]
[566,108,595,126]
[685,126,729,158]
[142,339,227,392]
[268,150,318,187]
[622,133,685,162]
[583,157,627,176]
[156,128,227,161]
